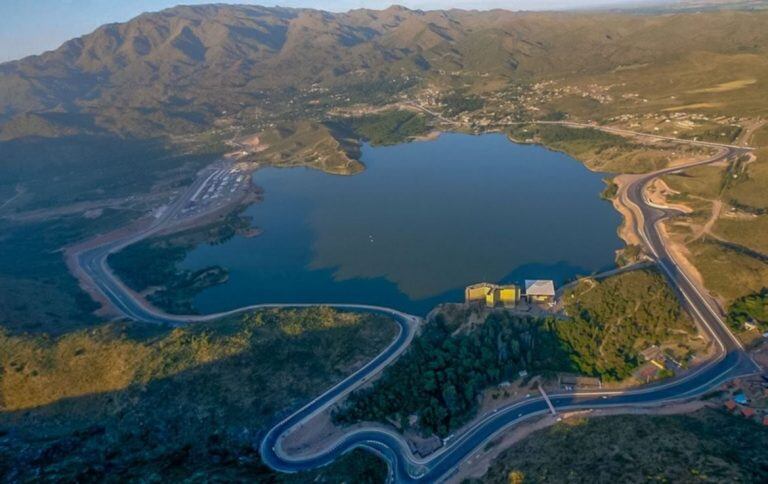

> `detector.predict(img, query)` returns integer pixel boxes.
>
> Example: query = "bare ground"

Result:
[611,174,642,246]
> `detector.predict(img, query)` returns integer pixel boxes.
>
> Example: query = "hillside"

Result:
[473,408,768,483]
[2,5,768,140]
[0,307,394,481]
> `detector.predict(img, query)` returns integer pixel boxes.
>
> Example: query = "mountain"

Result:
[1,4,768,140]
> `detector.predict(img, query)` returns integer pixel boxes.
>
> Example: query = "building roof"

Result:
[725,400,737,411]
[741,407,756,418]
[525,279,555,296]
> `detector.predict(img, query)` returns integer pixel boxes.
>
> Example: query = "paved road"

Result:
[73,139,760,482]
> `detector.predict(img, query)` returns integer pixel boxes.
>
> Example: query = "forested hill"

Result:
[1,4,768,140]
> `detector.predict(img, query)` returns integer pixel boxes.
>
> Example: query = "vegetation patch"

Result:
[727,288,768,332]
[257,121,363,175]
[346,110,430,145]
[615,244,643,267]
[335,312,571,436]
[600,177,618,200]
[559,268,698,381]
[0,307,395,481]
[472,409,768,484]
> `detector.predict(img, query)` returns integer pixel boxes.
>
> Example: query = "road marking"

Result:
[538,384,557,416]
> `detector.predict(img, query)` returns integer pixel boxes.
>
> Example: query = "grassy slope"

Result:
[473,409,768,483]
[688,239,768,302]
[258,121,363,175]
[0,307,395,481]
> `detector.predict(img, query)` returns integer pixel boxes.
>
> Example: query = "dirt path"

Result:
[692,199,723,242]
[645,178,694,214]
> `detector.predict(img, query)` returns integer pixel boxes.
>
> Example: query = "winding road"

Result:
[71,132,761,482]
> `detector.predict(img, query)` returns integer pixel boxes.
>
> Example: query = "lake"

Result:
[182,132,623,315]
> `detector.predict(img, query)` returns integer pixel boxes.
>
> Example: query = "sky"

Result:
[0,0,642,63]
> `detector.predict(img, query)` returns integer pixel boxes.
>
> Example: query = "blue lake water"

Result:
[182,132,623,315]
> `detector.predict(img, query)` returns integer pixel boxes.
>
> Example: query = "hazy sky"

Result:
[0,0,639,63]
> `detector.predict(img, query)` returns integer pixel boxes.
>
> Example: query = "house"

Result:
[763,416,768,426]
[725,400,737,411]
[741,407,756,419]
[465,283,520,308]
[524,280,556,303]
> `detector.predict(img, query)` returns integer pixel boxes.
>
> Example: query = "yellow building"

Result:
[497,287,519,306]
[466,284,492,303]
[465,283,519,308]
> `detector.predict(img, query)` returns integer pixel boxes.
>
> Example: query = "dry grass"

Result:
[713,215,768,255]
[475,408,768,484]
[0,324,249,411]
[688,239,768,303]
[687,78,757,94]
[0,307,395,413]
[725,148,768,210]
[662,164,727,201]
[662,103,724,112]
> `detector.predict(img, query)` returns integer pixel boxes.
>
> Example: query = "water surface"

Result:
[182,133,622,315]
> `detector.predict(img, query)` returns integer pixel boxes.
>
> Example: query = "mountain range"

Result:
[1,4,767,140]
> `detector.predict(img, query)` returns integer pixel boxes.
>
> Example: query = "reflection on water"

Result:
[182,133,622,315]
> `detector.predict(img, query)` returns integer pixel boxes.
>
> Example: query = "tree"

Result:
[508,469,525,484]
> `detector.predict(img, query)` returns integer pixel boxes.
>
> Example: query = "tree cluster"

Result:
[334,313,570,436]
[558,269,695,380]
[728,288,768,331]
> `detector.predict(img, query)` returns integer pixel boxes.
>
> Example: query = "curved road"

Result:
[72,141,760,482]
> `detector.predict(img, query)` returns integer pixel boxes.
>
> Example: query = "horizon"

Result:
[0,0,656,63]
